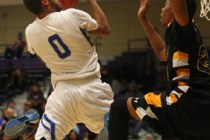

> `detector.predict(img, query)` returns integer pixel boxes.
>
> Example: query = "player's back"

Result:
[25,9,100,86]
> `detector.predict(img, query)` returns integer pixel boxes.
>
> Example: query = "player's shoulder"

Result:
[25,20,36,33]
[61,8,90,17]
[62,8,85,13]
[25,23,33,35]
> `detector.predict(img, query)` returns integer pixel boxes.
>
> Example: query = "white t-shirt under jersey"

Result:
[25,8,100,88]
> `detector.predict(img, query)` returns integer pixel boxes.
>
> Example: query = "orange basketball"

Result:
[61,0,79,10]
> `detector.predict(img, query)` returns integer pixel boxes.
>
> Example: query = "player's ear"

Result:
[41,0,49,6]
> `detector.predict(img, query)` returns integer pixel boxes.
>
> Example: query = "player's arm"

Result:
[86,0,110,36]
[138,0,167,61]
[169,0,189,26]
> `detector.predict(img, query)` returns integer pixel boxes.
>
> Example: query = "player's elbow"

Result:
[157,54,167,62]
[100,25,111,36]
[103,28,111,36]
[89,25,111,36]
[155,49,167,61]
[159,57,167,62]
[96,26,111,36]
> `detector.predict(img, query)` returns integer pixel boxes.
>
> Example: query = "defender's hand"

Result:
[138,0,150,19]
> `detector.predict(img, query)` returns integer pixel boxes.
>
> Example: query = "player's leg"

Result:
[4,110,40,140]
[108,97,131,140]
[99,98,141,140]
[35,88,77,140]
[108,93,165,140]
[77,79,113,140]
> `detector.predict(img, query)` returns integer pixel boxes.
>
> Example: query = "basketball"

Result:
[61,0,79,10]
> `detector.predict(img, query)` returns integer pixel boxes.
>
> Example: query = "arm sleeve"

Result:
[25,28,35,55]
[175,21,196,42]
[66,8,98,31]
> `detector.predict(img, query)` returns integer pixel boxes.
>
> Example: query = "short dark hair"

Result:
[23,0,42,15]
[186,0,197,19]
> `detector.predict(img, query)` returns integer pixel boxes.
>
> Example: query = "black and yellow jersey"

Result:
[165,20,210,92]
[131,20,210,138]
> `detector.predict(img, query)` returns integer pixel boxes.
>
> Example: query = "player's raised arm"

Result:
[138,0,167,61]
[86,0,110,36]
[169,0,189,26]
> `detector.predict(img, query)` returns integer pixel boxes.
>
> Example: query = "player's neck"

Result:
[37,9,56,19]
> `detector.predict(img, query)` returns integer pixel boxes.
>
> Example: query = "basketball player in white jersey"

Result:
[4,0,113,140]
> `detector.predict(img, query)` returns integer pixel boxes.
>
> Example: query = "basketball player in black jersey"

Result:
[108,0,210,140]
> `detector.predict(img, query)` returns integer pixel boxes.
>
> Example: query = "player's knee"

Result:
[108,97,130,130]
[127,97,141,120]
[108,98,131,140]
[110,97,130,118]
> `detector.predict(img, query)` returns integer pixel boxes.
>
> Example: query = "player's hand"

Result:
[138,0,149,19]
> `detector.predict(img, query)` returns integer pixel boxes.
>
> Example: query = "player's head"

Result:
[160,0,196,26]
[23,0,62,15]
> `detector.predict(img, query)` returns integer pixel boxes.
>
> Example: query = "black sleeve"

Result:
[175,21,196,43]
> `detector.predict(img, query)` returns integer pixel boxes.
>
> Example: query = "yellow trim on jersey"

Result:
[176,68,190,76]
[173,51,189,60]
[177,81,189,86]
[144,92,162,108]
[169,93,178,103]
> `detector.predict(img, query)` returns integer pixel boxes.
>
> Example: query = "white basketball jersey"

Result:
[25,9,100,87]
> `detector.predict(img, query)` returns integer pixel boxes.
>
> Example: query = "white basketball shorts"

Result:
[35,78,114,140]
